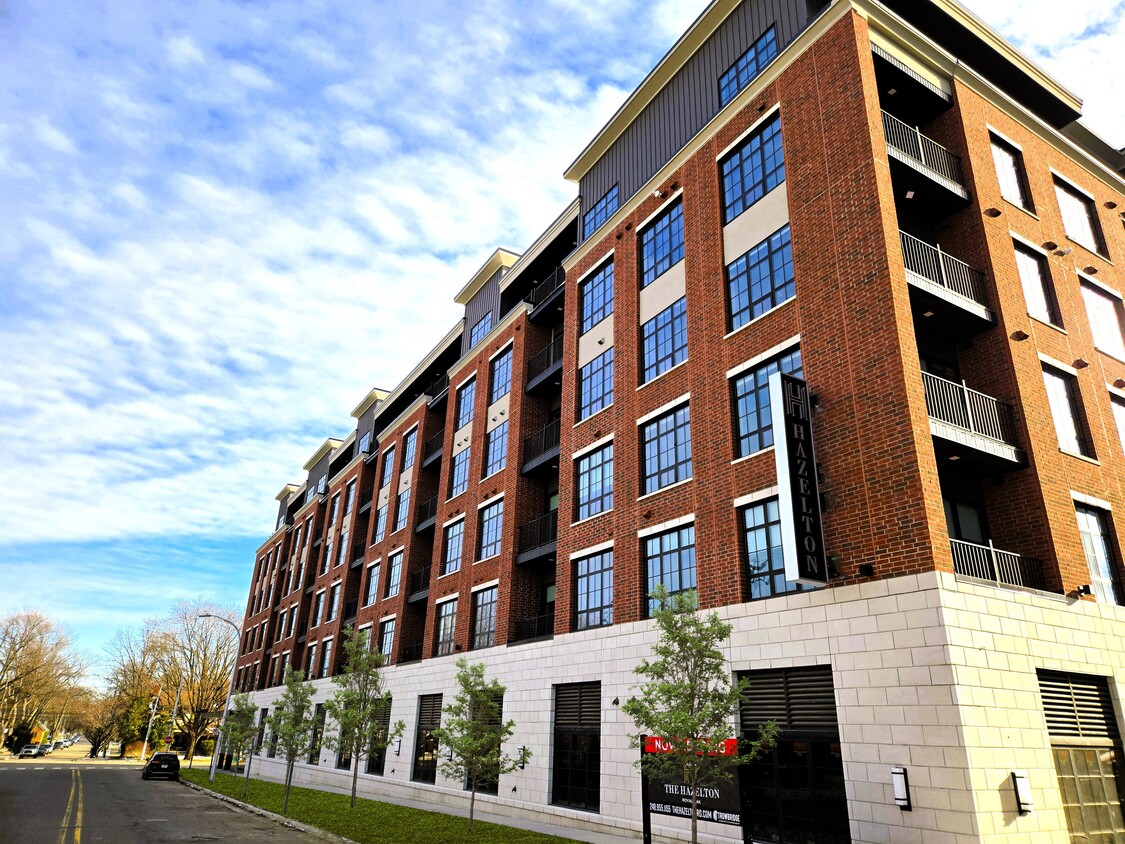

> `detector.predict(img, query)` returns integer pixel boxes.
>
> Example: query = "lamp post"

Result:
[199,612,241,784]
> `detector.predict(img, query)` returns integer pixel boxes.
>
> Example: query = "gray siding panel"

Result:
[461,268,505,356]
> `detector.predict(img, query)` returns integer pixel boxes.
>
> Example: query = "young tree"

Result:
[265,667,316,815]
[322,626,405,808]
[622,587,778,844]
[219,693,259,799]
[433,658,531,830]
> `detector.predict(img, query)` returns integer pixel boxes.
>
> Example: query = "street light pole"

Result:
[199,612,241,784]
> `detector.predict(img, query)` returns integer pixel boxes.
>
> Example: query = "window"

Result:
[320,638,333,678]
[379,618,395,664]
[393,489,410,533]
[640,201,684,287]
[308,703,326,764]
[742,497,811,600]
[285,607,296,638]
[580,262,614,333]
[321,536,332,575]
[732,347,803,457]
[358,430,373,454]
[402,429,418,470]
[344,481,357,515]
[304,517,312,546]
[576,443,613,520]
[1081,282,1125,359]
[990,134,1033,211]
[385,551,402,598]
[329,493,340,526]
[718,26,778,107]
[483,422,508,478]
[641,404,692,494]
[470,312,493,346]
[1076,505,1123,605]
[582,185,618,238]
[435,599,457,656]
[449,448,471,497]
[276,610,285,642]
[579,348,614,421]
[489,348,512,403]
[641,297,688,382]
[727,225,795,329]
[337,530,349,566]
[720,114,784,224]
[1042,365,1093,457]
[552,681,601,811]
[365,697,393,775]
[1055,178,1106,255]
[455,378,476,429]
[1014,242,1061,326]
[364,563,380,606]
[1113,396,1125,455]
[255,708,269,754]
[471,586,498,650]
[312,591,325,628]
[412,694,442,784]
[644,525,696,616]
[442,520,465,575]
[327,584,340,622]
[374,504,388,544]
[575,551,613,630]
[477,500,504,560]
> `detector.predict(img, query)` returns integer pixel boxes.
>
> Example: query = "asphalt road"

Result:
[0,747,311,844]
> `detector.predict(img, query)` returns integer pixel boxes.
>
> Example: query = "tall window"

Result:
[552,682,601,811]
[1043,365,1092,457]
[641,404,692,494]
[477,500,503,560]
[320,638,333,679]
[470,312,493,346]
[575,551,613,630]
[442,520,465,575]
[455,378,476,429]
[990,134,1033,211]
[727,225,795,329]
[580,262,614,333]
[402,429,418,470]
[1076,506,1123,605]
[364,563,380,606]
[327,583,340,621]
[489,348,513,403]
[1113,396,1125,455]
[308,704,326,764]
[1081,283,1125,359]
[435,600,457,656]
[337,530,349,566]
[374,504,388,543]
[582,185,618,238]
[732,347,803,457]
[412,694,442,784]
[483,422,508,478]
[329,493,341,526]
[385,551,403,598]
[579,348,614,420]
[718,26,778,107]
[449,448,471,497]
[379,618,396,664]
[1055,178,1106,255]
[393,489,410,533]
[321,536,332,575]
[641,298,688,382]
[720,113,784,223]
[304,644,317,679]
[471,586,498,650]
[312,591,325,627]
[380,446,396,489]
[640,201,684,287]
[743,498,808,600]
[576,443,613,520]
[344,481,357,515]
[1014,242,1061,326]
[366,698,393,775]
[644,525,696,616]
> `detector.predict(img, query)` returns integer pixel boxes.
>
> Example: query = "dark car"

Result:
[142,752,180,781]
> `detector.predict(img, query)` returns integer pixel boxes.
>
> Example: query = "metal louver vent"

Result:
[1038,670,1119,741]
[555,681,601,727]
[417,693,443,730]
[740,666,837,733]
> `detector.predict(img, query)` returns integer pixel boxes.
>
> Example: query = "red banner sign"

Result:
[643,736,738,756]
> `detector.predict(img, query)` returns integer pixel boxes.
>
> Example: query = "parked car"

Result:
[19,745,39,758]
[53,742,65,751]
[142,752,180,781]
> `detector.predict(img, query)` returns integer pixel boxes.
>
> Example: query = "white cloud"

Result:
[32,117,77,154]
[166,35,205,68]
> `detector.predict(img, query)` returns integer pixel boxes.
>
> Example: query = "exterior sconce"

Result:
[1012,771,1033,814]
[1077,584,1093,596]
[447,747,454,761]
[1010,330,1029,341]
[984,207,1002,217]
[518,747,527,769]
[891,767,911,810]
[1056,247,1073,257]
[393,738,402,756]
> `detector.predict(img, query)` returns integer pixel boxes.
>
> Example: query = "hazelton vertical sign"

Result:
[768,372,828,586]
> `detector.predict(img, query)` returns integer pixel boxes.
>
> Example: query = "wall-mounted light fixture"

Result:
[394,738,402,756]
[1056,247,1073,257]
[448,747,454,760]
[1012,771,1033,814]
[1077,584,1093,596]
[891,767,911,810]
[518,747,528,769]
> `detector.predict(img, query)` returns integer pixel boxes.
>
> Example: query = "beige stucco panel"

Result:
[578,313,614,368]
[638,261,687,324]
[722,182,789,265]
[486,393,511,433]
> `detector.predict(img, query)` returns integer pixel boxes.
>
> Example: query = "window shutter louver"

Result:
[418,693,443,730]
[741,666,837,733]
[556,681,600,727]
[1038,670,1120,741]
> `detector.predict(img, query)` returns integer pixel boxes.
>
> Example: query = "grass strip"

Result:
[181,768,583,843]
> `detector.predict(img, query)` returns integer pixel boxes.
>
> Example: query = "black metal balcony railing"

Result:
[518,511,559,553]
[512,613,554,642]
[523,419,561,464]
[922,372,1017,445]
[900,231,988,307]
[416,495,438,524]
[359,485,374,510]
[426,374,449,400]
[400,643,423,663]
[342,599,357,622]
[527,335,564,382]
[423,430,445,461]
[408,567,431,595]
[949,539,1047,590]
[882,110,964,185]
[529,266,565,307]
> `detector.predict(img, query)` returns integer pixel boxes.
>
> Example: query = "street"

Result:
[0,744,311,844]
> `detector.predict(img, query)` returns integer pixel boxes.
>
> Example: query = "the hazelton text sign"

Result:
[769,372,828,586]
[641,737,741,827]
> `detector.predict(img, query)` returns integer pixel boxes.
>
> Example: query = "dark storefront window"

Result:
[552,681,601,812]
[412,693,443,784]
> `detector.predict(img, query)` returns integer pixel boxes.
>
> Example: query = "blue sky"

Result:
[1,0,1122,680]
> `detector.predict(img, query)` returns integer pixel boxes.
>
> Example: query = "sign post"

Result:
[640,736,743,828]
[640,735,652,844]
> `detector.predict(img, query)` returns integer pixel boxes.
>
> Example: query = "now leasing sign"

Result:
[641,737,741,828]
[769,372,829,586]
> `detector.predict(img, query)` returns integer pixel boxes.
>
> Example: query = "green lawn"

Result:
[181,768,584,843]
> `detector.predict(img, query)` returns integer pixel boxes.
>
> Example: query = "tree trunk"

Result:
[283,760,295,815]
[243,749,253,799]
[186,734,198,767]
[468,782,476,831]
[350,753,359,808]
[691,789,698,844]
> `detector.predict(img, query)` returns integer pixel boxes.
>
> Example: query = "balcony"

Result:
[900,232,993,326]
[517,511,558,564]
[342,599,358,626]
[407,568,431,604]
[400,643,424,664]
[510,612,554,644]
[526,335,564,394]
[949,538,1049,591]
[415,495,438,532]
[522,419,561,475]
[528,267,566,323]
[358,485,374,514]
[422,429,444,469]
[922,371,1023,466]
[882,111,969,213]
[426,374,449,406]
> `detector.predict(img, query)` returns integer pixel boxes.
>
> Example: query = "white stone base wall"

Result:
[243,572,1125,843]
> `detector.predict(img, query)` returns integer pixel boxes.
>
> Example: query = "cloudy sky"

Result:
[1,0,1122,675]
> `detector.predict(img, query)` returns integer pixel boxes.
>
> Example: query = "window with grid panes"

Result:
[442,520,464,575]
[732,347,802,457]
[644,525,696,616]
[380,446,396,489]
[327,583,340,621]
[379,618,395,664]
[308,703,326,764]
[337,530,349,566]
[580,262,614,333]
[641,404,692,494]
[320,638,333,678]
[483,422,507,478]
[718,26,778,107]
[329,493,340,526]
[312,591,325,627]
[742,497,814,599]
[393,488,410,532]
[365,697,393,775]
[552,681,601,811]
[1042,365,1093,457]
[374,504,388,543]
[449,448,471,497]
[344,480,356,514]
[471,586,498,650]
[575,551,613,630]
[435,600,457,656]
[1075,505,1123,605]
[641,297,687,382]
[720,113,784,223]
[489,347,512,402]
[990,134,1033,211]
[470,312,493,346]
[579,348,613,420]
[1080,282,1125,359]
[385,551,402,598]
[576,443,613,520]
[1014,242,1061,326]
[727,225,794,329]
[477,500,503,560]
[1054,177,1106,255]
[582,185,618,238]
[364,563,380,606]
[640,201,684,287]
[455,378,476,429]
[402,429,418,470]
[1113,396,1125,455]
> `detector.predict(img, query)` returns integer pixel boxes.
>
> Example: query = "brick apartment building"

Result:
[231,0,1125,841]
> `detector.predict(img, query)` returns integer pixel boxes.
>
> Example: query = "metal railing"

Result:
[523,419,561,464]
[921,372,1017,445]
[529,266,565,307]
[900,231,987,306]
[949,538,1046,590]
[512,613,554,642]
[527,335,564,382]
[426,374,449,400]
[423,429,444,461]
[408,567,431,595]
[882,110,964,185]
[416,495,438,524]
[359,485,374,509]
[518,511,558,553]
[342,599,357,623]
[400,643,423,663]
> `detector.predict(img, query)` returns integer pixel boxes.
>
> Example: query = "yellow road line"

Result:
[57,769,76,844]
[74,768,83,844]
